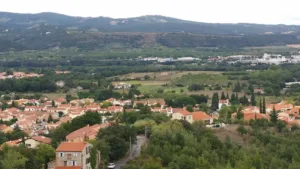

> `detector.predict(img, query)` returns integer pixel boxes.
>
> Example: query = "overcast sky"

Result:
[1,0,300,25]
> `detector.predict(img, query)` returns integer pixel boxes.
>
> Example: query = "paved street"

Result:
[114,135,147,169]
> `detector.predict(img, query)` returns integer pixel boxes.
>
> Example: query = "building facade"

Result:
[55,142,92,169]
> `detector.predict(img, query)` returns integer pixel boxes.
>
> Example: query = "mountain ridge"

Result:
[0,12,300,35]
[0,12,300,51]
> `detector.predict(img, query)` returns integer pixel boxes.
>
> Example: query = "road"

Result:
[114,135,147,169]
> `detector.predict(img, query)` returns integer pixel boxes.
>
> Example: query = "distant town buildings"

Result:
[0,72,44,79]
[208,53,300,65]
[112,82,132,89]
[140,57,200,63]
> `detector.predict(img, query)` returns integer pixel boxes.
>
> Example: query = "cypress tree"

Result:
[226,93,229,100]
[52,100,55,107]
[259,98,262,113]
[211,93,219,110]
[221,92,226,100]
[243,95,249,105]
[248,84,254,93]
[230,93,236,103]
[263,97,266,114]
[270,106,278,124]
[251,92,256,106]
[233,82,242,92]
[236,107,244,120]
[11,101,16,108]
[236,93,239,104]
[48,114,53,123]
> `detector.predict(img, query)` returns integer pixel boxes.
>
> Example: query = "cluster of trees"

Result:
[78,89,122,101]
[125,114,300,169]
[233,82,242,92]
[0,78,56,92]
[259,97,266,114]
[188,84,205,91]
[0,144,55,169]
[211,92,253,111]
[94,124,137,162]
[164,94,208,108]
[164,95,196,108]
[249,66,292,96]
[78,88,143,102]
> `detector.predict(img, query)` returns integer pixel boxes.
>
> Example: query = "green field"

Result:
[113,71,247,97]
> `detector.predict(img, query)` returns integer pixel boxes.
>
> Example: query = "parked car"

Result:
[108,163,115,169]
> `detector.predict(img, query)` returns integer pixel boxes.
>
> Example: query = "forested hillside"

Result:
[1,12,300,34]
[0,12,300,51]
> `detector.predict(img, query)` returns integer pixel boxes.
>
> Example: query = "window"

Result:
[63,161,67,166]
[73,153,78,157]
[86,157,90,164]
[25,144,31,147]
[72,161,76,166]
[60,153,64,157]
[67,154,72,160]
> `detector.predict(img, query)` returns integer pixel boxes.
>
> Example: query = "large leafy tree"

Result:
[1,149,28,169]
[36,144,56,169]
[124,155,164,169]
[97,124,136,161]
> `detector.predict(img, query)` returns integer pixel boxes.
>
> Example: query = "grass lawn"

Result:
[19,92,66,100]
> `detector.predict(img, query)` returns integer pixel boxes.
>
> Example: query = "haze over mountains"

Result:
[1,12,300,34]
[0,12,300,51]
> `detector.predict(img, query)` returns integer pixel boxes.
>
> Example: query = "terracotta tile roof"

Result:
[3,139,22,147]
[244,106,259,111]
[192,111,212,121]
[66,123,109,141]
[287,108,300,114]
[58,104,71,108]
[59,116,71,123]
[6,107,19,112]
[107,106,123,111]
[105,98,115,102]
[56,142,88,152]
[244,113,269,121]
[56,167,82,169]
[55,97,66,103]
[267,104,293,111]
[219,100,229,104]
[66,125,98,141]
[0,124,8,130]
[151,107,161,112]
[172,108,192,116]
[31,136,51,144]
